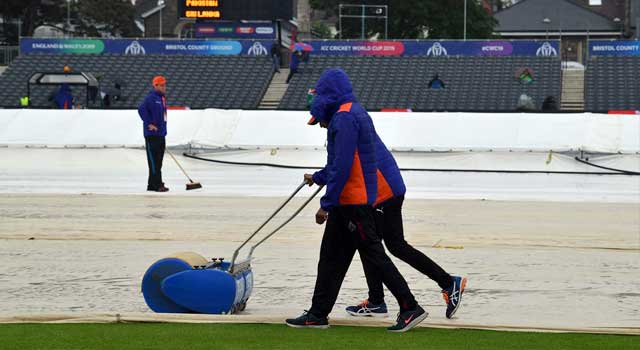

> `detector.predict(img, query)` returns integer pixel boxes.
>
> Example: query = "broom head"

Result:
[186,182,202,190]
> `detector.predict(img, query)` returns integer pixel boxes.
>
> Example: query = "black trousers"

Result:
[308,205,417,318]
[362,196,453,304]
[144,136,165,190]
[285,68,297,83]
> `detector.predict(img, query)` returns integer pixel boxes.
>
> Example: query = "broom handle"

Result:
[166,149,194,183]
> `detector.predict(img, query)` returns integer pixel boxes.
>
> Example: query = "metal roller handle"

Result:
[245,185,324,262]
[229,181,307,272]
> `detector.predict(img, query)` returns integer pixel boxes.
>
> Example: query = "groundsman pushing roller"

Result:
[286,68,430,332]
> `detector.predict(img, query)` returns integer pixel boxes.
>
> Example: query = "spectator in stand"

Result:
[428,73,446,89]
[519,68,534,84]
[286,50,302,84]
[516,94,536,112]
[271,41,281,73]
[20,96,29,108]
[541,95,558,112]
[301,45,311,65]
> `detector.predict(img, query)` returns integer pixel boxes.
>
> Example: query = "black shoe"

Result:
[147,186,169,192]
[285,310,329,329]
[387,305,428,333]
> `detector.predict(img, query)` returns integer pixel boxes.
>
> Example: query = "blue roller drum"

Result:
[142,253,252,314]
[141,182,322,315]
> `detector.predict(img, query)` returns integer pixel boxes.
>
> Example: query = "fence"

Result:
[0,46,19,65]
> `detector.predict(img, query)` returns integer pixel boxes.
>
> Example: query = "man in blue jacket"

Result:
[54,83,73,109]
[285,68,427,332]
[138,76,169,192]
[305,79,467,320]
[285,50,302,84]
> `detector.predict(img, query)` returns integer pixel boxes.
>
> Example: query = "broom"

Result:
[166,149,202,190]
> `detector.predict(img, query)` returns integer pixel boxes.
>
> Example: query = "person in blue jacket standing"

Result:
[54,83,73,109]
[138,76,169,192]
[285,68,427,332]
[285,50,302,84]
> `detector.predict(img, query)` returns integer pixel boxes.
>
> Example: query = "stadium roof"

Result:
[495,0,621,36]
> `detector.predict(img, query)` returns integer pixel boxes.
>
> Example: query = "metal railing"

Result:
[0,46,19,66]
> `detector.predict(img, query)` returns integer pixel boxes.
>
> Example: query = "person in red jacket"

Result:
[285,68,427,332]
[138,76,169,192]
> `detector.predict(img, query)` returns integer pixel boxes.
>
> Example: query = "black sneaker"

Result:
[285,310,329,329]
[387,305,428,333]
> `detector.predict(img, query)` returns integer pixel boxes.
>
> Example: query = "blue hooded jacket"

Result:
[138,90,167,137]
[372,133,406,205]
[54,84,73,109]
[309,68,377,211]
[290,51,301,71]
[310,70,406,206]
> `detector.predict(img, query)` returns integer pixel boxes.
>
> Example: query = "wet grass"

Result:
[0,323,637,350]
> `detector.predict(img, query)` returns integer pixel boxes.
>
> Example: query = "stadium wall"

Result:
[0,109,637,154]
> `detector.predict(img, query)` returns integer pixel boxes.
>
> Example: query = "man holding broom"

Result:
[138,76,169,192]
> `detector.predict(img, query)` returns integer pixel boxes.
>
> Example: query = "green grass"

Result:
[0,323,637,350]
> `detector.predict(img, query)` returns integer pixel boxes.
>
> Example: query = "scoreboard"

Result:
[179,0,222,19]
[178,0,293,20]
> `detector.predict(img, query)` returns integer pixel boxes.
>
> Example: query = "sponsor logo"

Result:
[247,41,268,56]
[426,42,447,56]
[125,40,146,55]
[236,27,255,34]
[536,42,558,56]
[482,45,505,52]
[256,27,274,35]
[404,314,415,325]
[197,27,216,34]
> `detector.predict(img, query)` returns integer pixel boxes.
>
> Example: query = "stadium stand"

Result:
[585,56,640,112]
[279,55,561,112]
[0,54,274,109]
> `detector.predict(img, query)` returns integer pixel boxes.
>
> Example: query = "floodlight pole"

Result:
[339,4,342,39]
[463,0,467,41]
[361,4,365,40]
[66,0,71,37]
[158,0,165,39]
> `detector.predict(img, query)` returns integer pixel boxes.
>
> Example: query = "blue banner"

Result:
[194,22,276,39]
[20,38,559,57]
[307,40,560,57]
[589,41,640,56]
[20,38,274,56]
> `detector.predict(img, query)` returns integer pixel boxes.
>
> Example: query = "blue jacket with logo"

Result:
[138,90,167,137]
[311,70,406,207]
[309,68,377,211]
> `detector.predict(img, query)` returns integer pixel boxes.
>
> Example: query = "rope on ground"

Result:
[184,152,638,176]
[574,156,640,175]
